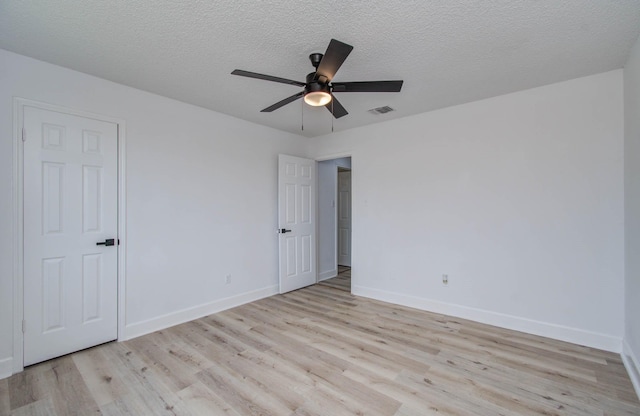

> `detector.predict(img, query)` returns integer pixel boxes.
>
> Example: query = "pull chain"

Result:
[331,98,334,132]
[301,99,304,131]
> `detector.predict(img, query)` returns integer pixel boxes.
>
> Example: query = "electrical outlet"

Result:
[442,274,448,285]
[225,274,232,285]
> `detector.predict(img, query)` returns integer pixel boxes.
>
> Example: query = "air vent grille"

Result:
[368,106,395,115]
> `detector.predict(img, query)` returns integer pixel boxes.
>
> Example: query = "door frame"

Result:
[12,98,127,374]
[315,152,353,288]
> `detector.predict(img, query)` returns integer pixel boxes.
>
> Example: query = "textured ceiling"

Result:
[1,1,639,137]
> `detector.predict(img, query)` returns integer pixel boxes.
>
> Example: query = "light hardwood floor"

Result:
[2,267,639,415]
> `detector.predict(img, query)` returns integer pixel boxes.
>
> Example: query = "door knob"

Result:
[279,229,292,234]
[96,238,115,246]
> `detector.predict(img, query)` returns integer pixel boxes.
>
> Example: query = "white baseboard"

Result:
[318,269,338,281]
[123,285,278,340]
[352,285,622,353]
[0,357,13,380]
[623,339,640,400]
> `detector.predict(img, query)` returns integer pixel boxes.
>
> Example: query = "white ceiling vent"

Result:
[368,106,395,115]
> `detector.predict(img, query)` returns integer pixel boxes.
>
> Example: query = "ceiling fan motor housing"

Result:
[305,72,330,94]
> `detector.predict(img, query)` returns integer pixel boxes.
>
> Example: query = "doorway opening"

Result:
[317,157,351,292]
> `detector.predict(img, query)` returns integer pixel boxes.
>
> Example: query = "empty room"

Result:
[1,1,640,415]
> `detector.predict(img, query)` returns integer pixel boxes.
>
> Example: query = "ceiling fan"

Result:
[231,39,403,119]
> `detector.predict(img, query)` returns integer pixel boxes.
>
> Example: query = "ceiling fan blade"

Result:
[316,39,354,83]
[232,69,306,87]
[325,94,349,119]
[331,80,403,93]
[261,91,305,112]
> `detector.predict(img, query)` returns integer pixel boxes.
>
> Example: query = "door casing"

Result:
[12,98,127,374]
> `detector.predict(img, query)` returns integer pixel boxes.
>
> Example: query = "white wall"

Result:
[624,34,640,395]
[0,49,308,377]
[311,70,625,351]
[317,157,351,280]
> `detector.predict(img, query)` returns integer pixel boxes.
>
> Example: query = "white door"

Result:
[278,155,316,293]
[23,106,118,366]
[337,170,352,266]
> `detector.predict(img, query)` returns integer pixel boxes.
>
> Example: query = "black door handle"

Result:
[96,238,115,246]
[280,229,292,234]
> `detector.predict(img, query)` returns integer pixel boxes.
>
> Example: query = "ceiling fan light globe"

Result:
[304,91,332,106]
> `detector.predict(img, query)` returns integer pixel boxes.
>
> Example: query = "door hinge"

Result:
[22,320,26,333]
[21,127,26,142]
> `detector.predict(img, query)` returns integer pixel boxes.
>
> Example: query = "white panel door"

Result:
[337,170,352,267]
[23,106,118,366]
[278,155,316,293]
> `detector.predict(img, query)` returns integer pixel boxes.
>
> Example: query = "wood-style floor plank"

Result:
[2,267,639,415]
[0,379,11,416]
